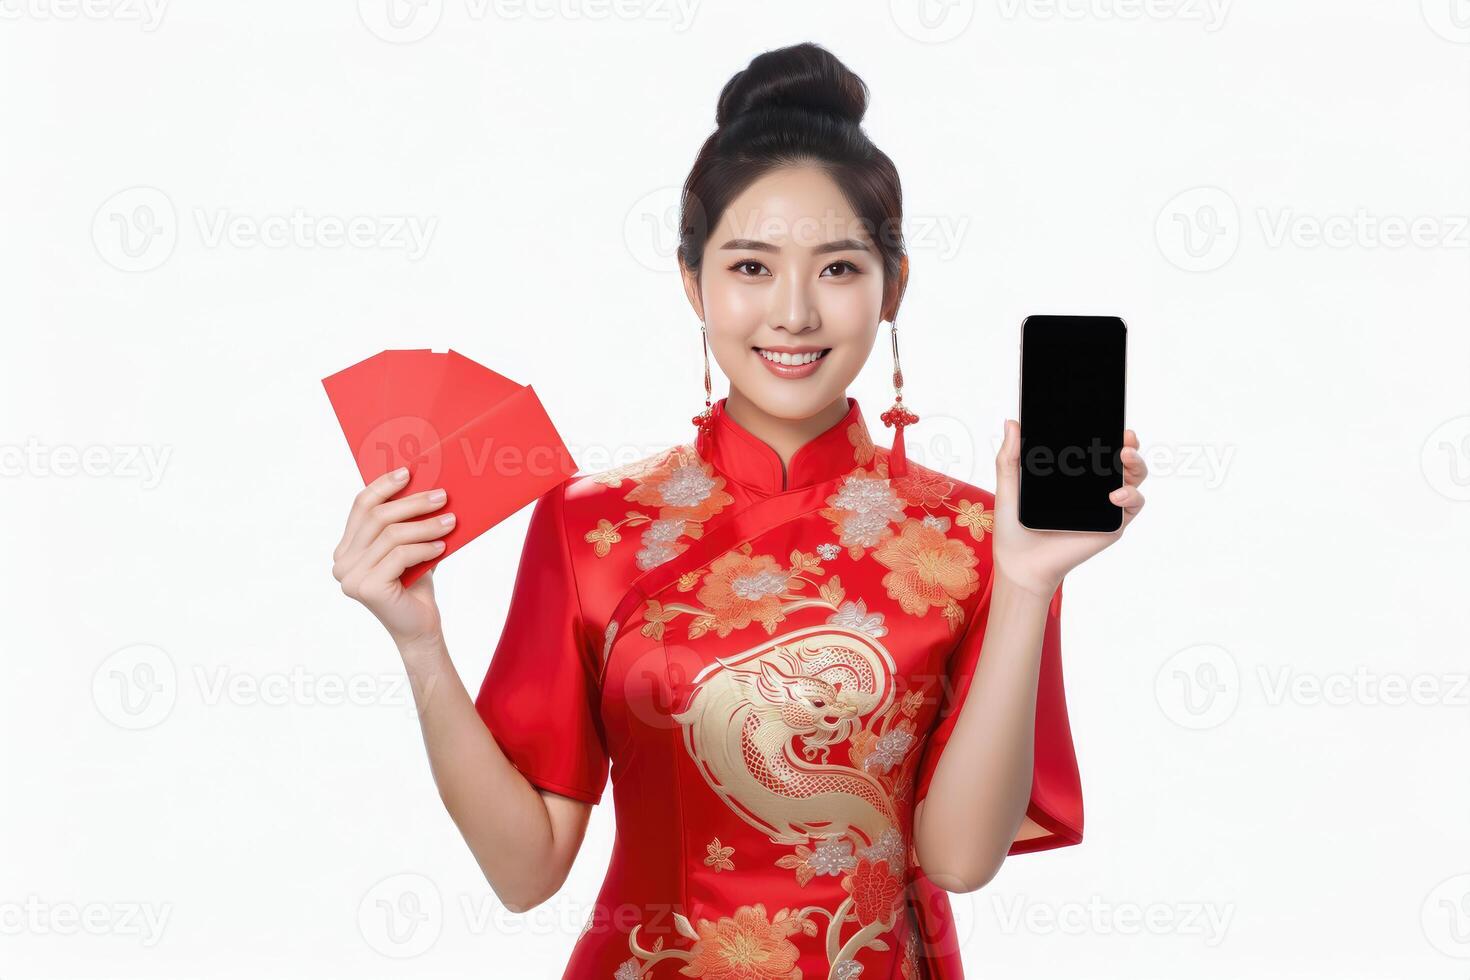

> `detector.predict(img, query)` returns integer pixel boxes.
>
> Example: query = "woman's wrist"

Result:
[395,628,447,666]
[992,565,1061,606]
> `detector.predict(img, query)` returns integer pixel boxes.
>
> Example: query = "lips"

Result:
[753,346,830,380]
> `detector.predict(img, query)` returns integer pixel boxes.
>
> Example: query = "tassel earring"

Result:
[692,320,715,434]
[880,317,918,477]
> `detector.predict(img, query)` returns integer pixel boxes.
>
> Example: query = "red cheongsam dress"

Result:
[474,395,1083,980]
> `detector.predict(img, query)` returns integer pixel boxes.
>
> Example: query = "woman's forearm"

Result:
[912,573,1054,892]
[396,633,569,911]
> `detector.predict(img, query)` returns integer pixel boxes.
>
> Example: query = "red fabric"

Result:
[474,479,609,805]
[474,397,1083,978]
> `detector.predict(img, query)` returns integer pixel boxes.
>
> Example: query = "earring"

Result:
[691,320,715,434]
[880,318,918,476]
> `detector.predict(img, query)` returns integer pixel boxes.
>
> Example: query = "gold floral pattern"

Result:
[623,903,811,979]
[704,837,735,873]
[585,445,736,572]
[681,904,806,979]
[872,519,981,633]
[889,468,954,510]
[694,551,794,635]
[636,545,860,642]
[952,497,995,541]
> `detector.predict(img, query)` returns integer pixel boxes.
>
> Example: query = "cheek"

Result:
[700,278,766,328]
[817,278,886,325]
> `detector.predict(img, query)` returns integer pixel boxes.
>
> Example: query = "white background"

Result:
[3,1,1468,977]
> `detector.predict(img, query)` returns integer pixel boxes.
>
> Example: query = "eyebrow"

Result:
[717,238,872,255]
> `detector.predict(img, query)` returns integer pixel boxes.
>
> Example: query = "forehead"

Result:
[714,164,873,249]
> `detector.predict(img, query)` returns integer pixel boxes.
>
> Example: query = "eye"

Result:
[820,260,860,277]
[728,259,770,277]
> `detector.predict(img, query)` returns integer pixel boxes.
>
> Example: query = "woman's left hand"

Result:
[989,419,1147,599]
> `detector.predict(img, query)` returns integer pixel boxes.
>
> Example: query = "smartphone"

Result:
[1017,315,1128,532]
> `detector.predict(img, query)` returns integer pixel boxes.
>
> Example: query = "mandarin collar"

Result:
[694,396,874,495]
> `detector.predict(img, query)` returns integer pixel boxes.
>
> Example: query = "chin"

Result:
[740,374,851,420]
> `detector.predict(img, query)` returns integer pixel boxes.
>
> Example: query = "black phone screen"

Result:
[1018,315,1128,532]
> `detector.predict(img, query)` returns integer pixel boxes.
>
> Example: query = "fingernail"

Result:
[440,513,456,526]
[428,488,447,504]
[391,466,408,481]
[433,540,446,551]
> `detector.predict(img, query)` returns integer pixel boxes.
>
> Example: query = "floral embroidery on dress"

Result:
[585,444,736,571]
[952,497,995,541]
[826,599,887,640]
[623,903,810,979]
[636,545,881,642]
[704,837,735,873]
[872,519,980,633]
[820,469,909,560]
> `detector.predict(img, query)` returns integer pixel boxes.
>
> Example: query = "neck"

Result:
[721,390,852,485]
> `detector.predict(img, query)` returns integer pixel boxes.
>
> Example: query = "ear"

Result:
[881,253,909,323]
[679,256,706,323]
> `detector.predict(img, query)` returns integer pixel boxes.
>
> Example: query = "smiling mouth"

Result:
[753,347,831,366]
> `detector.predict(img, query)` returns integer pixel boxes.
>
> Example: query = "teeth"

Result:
[758,349,826,366]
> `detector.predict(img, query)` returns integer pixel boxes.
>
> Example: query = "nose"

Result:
[770,266,818,334]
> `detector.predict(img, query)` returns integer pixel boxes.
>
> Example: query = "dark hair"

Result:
[678,42,907,316]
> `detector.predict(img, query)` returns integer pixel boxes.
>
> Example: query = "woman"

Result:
[332,42,1147,980]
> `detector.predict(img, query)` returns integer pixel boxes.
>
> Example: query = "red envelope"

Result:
[322,349,578,587]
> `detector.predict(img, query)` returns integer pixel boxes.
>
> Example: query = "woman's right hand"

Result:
[331,466,455,649]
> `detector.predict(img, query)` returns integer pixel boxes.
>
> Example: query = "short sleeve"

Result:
[473,478,610,805]
[912,572,1082,854]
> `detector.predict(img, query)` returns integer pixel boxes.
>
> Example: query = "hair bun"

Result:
[715,42,868,129]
